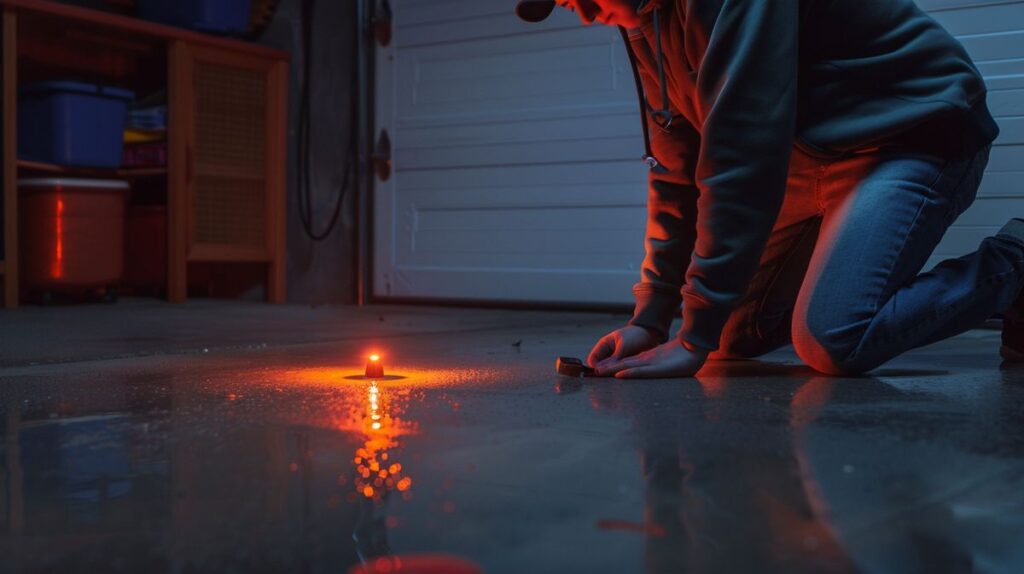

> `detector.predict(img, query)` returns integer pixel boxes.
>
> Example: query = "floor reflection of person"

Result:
[585,362,1024,572]
[594,364,857,573]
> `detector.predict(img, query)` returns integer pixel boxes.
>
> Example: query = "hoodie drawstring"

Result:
[621,7,672,174]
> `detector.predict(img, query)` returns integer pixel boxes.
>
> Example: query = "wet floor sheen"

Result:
[2,315,1024,573]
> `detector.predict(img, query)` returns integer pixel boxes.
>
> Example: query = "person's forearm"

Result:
[677,1,800,352]
[629,177,699,341]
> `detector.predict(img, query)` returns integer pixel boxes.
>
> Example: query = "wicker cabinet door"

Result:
[189,50,272,260]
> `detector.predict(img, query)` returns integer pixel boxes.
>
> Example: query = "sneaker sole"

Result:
[1000,344,1024,362]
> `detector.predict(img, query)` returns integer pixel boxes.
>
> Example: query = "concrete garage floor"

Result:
[1,301,1024,573]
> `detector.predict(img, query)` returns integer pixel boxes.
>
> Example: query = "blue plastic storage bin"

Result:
[18,82,134,168]
[138,0,253,34]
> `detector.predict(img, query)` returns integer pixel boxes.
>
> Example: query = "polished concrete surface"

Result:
[2,301,1024,573]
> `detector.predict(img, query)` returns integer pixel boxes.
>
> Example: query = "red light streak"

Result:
[52,193,64,279]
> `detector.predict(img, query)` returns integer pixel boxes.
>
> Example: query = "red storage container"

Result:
[19,178,129,292]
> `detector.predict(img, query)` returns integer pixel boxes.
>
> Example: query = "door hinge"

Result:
[371,129,392,181]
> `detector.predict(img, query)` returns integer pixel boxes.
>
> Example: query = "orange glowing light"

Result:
[366,355,385,378]
[52,195,64,279]
[363,486,375,498]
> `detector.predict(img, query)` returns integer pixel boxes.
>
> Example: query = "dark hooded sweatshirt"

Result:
[624,0,1000,351]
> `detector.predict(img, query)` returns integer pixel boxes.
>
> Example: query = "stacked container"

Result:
[19,179,130,295]
[18,82,134,168]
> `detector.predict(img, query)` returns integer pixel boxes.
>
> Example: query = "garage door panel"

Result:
[992,118,1024,145]
[407,226,644,260]
[407,61,616,108]
[988,89,1024,116]
[395,161,645,195]
[979,169,1024,198]
[386,267,636,302]
[397,136,641,171]
[413,209,645,233]
[960,31,1024,62]
[397,0,512,28]
[398,29,631,121]
[398,111,637,152]
[394,203,645,266]
[929,4,1024,34]
[920,0,1023,12]
[985,145,1024,172]
[397,7,580,48]
[956,197,1024,226]
[934,226,1001,257]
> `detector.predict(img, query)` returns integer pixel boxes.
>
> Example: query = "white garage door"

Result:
[922,1,1024,271]
[374,0,1024,304]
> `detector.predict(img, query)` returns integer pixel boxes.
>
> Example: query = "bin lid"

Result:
[18,178,131,190]
[18,81,135,102]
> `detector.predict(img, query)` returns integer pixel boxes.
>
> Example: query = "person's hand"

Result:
[588,325,662,374]
[598,339,709,379]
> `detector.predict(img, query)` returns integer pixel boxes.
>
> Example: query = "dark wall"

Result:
[258,0,359,304]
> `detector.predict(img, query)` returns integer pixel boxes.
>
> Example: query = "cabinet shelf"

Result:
[17,159,167,179]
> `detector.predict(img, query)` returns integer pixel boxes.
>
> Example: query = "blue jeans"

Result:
[710,143,1024,374]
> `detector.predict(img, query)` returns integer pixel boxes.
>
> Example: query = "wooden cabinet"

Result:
[0,0,289,308]
[169,43,287,303]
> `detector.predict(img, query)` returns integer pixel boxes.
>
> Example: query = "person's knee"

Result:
[792,304,874,376]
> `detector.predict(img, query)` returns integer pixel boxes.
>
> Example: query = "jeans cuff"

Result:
[997,219,1024,250]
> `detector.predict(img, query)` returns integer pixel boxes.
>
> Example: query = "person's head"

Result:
[517,0,645,28]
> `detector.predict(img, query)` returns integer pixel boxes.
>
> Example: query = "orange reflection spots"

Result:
[52,195,64,279]
[352,381,416,504]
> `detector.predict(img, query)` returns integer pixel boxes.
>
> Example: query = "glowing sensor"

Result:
[365,354,384,378]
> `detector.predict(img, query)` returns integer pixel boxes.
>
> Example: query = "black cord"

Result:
[297,0,359,242]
